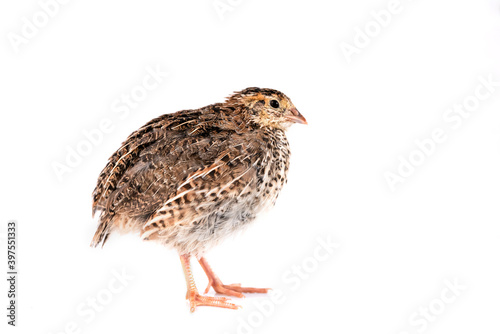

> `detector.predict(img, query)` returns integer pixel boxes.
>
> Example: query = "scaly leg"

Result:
[179,254,239,312]
[198,256,270,298]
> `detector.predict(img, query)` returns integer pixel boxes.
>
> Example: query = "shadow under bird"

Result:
[91,87,307,311]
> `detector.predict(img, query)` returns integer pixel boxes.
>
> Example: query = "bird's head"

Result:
[226,87,307,130]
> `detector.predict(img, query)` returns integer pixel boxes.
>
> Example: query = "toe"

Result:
[224,285,270,294]
[213,285,245,298]
[190,294,241,311]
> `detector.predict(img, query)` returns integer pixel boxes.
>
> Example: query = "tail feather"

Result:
[90,211,113,248]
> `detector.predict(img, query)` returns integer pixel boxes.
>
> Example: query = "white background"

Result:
[2,0,500,333]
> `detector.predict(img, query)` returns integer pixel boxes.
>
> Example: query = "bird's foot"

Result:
[186,290,240,312]
[204,278,270,298]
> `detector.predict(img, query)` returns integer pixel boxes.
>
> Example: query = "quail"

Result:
[91,87,307,311]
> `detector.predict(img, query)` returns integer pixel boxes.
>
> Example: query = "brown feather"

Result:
[90,87,301,254]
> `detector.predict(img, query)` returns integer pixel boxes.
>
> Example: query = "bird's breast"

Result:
[253,129,291,211]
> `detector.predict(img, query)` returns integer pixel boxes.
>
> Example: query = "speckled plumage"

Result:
[90,87,306,311]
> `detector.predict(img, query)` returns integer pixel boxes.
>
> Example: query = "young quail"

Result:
[91,87,307,311]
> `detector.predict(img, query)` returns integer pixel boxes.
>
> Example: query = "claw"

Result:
[213,283,270,297]
[180,254,242,312]
[198,256,270,298]
[187,292,240,312]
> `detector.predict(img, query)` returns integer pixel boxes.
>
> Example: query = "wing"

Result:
[140,140,262,242]
[92,107,218,216]
[90,104,262,247]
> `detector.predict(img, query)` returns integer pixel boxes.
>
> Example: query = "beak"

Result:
[286,108,308,125]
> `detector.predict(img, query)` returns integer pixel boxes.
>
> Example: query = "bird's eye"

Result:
[270,100,280,108]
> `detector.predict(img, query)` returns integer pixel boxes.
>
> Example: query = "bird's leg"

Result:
[179,254,239,312]
[198,256,270,298]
